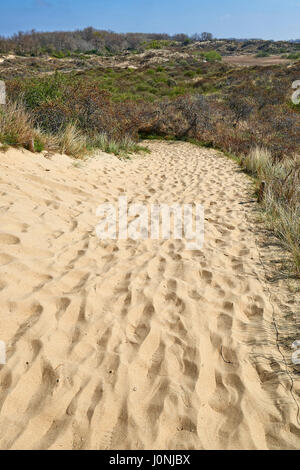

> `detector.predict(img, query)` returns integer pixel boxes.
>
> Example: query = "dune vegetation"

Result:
[241,148,300,274]
[0,40,299,275]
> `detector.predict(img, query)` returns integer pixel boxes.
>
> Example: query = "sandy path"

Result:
[222,54,291,67]
[0,141,299,450]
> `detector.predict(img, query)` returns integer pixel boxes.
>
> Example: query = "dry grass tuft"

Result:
[0,100,34,148]
[58,123,88,158]
[242,148,300,275]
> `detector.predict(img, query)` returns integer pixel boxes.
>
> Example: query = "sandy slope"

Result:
[0,141,299,450]
[222,54,291,67]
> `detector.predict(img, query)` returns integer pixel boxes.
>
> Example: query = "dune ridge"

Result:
[0,141,299,450]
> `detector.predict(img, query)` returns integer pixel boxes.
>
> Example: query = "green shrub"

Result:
[287,52,300,60]
[184,70,196,77]
[33,136,45,152]
[255,51,270,58]
[52,50,71,58]
[144,40,173,50]
[203,51,222,62]
[9,73,66,109]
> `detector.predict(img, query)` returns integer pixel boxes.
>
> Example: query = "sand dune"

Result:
[0,141,299,450]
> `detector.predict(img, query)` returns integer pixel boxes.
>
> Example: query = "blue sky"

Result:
[0,0,299,40]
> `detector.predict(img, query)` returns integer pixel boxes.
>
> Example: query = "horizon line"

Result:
[0,27,299,42]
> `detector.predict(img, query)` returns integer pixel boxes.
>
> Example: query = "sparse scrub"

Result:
[6,62,300,160]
